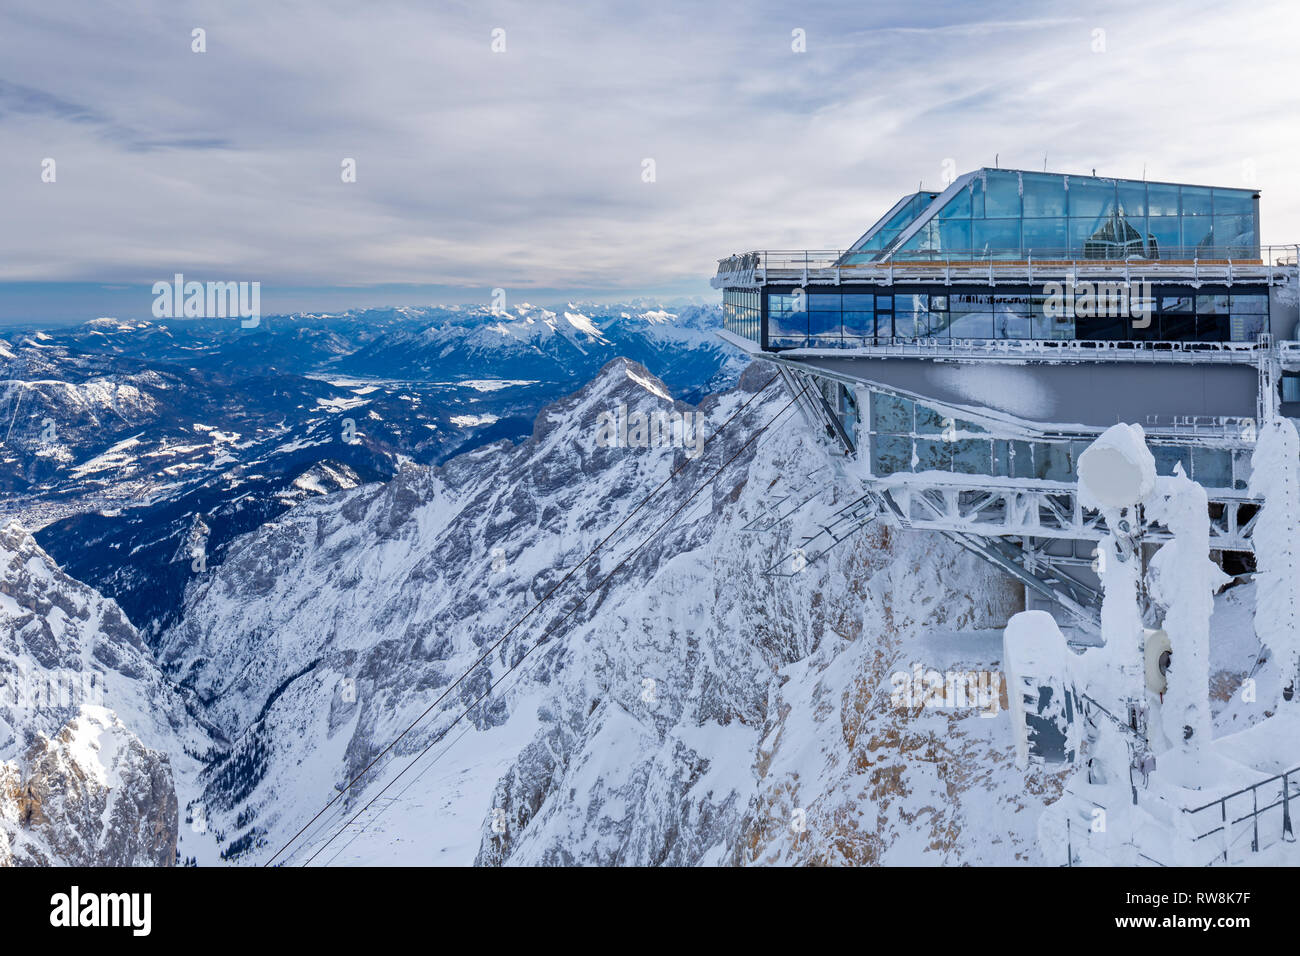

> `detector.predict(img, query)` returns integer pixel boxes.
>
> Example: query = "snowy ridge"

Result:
[152,358,1050,866]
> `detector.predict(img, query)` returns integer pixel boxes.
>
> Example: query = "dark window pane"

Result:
[1010,440,1036,479]
[1161,311,1196,340]
[992,440,1012,477]
[1197,314,1229,341]
[1129,311,1160,340]
[1035,443,1076,481]
[1075,313,1127,340]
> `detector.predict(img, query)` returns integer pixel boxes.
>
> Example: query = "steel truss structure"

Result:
[751,361,1267,635]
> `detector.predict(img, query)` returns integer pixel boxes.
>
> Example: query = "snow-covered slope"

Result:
[154,358,1046,866]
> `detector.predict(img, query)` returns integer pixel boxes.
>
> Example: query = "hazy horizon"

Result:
[4,0,1300,324]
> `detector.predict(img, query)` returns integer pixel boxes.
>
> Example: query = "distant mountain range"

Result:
[0,304,741,639]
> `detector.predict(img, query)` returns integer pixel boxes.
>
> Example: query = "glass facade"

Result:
[844,169,1259,263]
[845,191,940,257]
[761,286,1269,348]
[868,391,1248,490]
[722,288,761,343]
[721,170,1269,349]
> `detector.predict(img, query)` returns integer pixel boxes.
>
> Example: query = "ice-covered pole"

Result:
[1077,424,1157,707]
[1248,415,1300,702]
[1146,465,1225,748]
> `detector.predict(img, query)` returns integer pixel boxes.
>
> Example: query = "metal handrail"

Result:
[715,244,1300,277]
[779,337,1266,364]
[1182,765,1299,861]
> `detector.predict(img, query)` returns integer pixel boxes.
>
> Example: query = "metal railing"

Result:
[715,244,1300,282]
[1183,766,1300,863]
[1142,414,1259,441]
[780,336,1266,364]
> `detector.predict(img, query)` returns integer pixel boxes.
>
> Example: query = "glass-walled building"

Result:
[840,169,1259,264]
[718,167,1273,351]
[711,165,1292,629]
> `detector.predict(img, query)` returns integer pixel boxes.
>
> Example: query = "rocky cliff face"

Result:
[0,522,206,865]
[150,358,1043,866]
[0,706,178,866]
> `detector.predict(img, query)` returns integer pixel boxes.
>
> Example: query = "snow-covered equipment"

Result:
[1080,424,1157,718]
[1248,415,1300,703]
[1143,628,1171,696]
[1077,423,1157,512]
[1003,611,1081,768]
[1146,467,1230,748]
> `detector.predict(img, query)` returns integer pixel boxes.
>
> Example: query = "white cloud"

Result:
[1,0,1298,304]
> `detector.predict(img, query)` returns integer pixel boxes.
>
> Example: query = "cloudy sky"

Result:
[2,0,1299,322]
